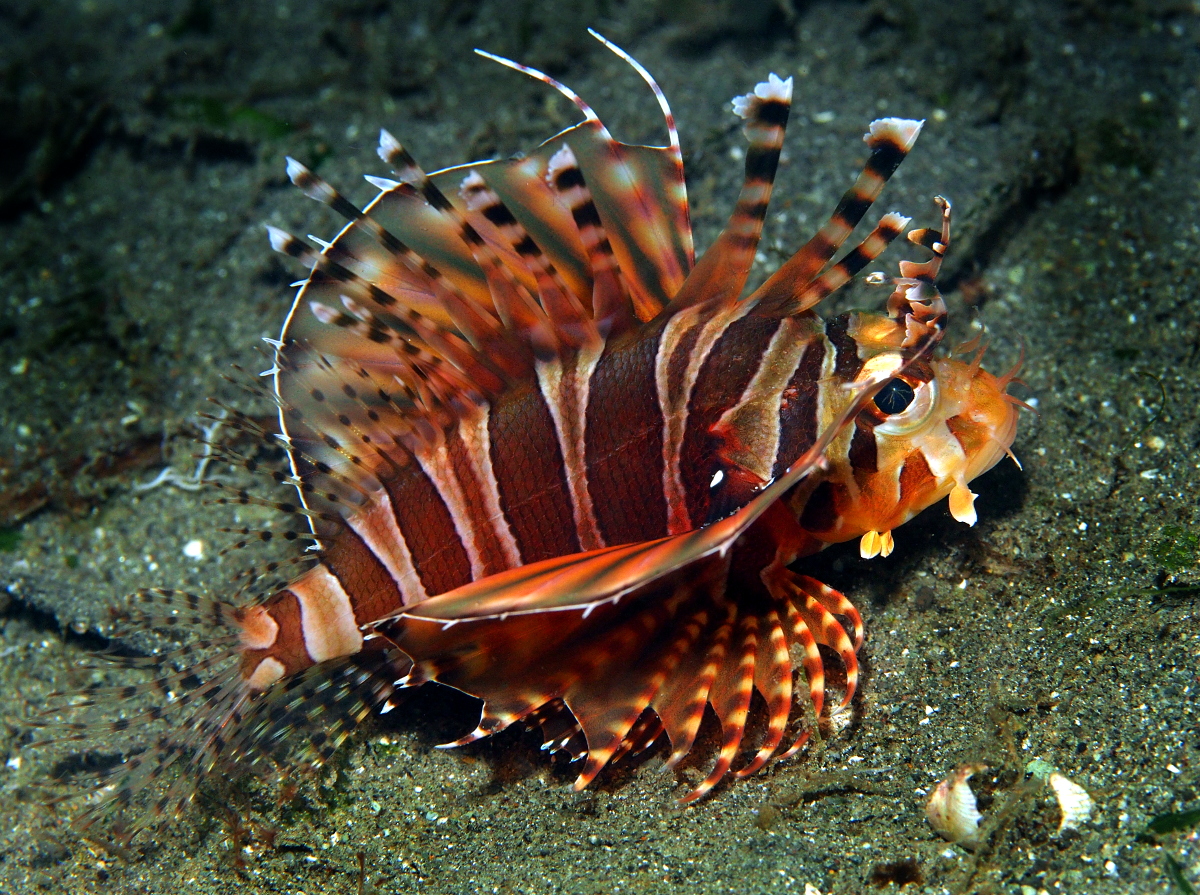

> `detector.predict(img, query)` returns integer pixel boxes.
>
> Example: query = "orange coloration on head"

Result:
[788,310,1020,552]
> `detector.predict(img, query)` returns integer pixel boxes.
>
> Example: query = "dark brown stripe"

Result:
[744,148,780,183]
[458,222,485,246]
[740,199,772,221]
[680,314,782,523]
[275,233,309,259]
[314,259,355,284]
[772,335,825,478]
[755,98,790,126]
[585,328,669,544]
[571,202,603,229]
[481,201,518,227]
[725,232,759,251]
[554,165,586,190]
[835,244,873,278]
[848,420,878,483]
[242,591,309,678]
[866,140,907,180]
[825,314,864,379]
[292,166,361,222]
[797,479,846,534]
[328,194,362,223]
[321,526,406,625]
[488,388,582,562]
[385,465,473,595]
[833,194,871,229]
[420,183,455,212]
[371,223,409,256]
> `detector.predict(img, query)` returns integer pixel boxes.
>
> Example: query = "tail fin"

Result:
[30,588,401,842]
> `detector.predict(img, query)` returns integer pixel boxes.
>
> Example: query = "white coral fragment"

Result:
[1048,772,1094,834]
[926,763,985,848]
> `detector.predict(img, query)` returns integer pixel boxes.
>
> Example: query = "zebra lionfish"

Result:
[46,32,1022,836]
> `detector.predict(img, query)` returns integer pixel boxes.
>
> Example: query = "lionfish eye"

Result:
[874,378,916,414]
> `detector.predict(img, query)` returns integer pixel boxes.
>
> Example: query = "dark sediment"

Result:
[0,1,1196,892]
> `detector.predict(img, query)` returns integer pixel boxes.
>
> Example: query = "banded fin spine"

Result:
[668,72,793,312]
[749,117,924,317]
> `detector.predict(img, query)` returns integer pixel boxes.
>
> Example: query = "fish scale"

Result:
[37,31,1023,839]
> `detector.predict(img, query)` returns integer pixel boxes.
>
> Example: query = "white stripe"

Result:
[415,439,487,579]
[246,656,286,692]
[456,405,524,569]
[293,565,363,663]
[915,420,969,483]
[815,331,838,448]
[536,341,606,551]
[711,317,815,485]
[656,301,754,534]
[237,604,280,650]
[345,488,428,605]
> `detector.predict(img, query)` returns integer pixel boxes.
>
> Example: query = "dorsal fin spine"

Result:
[378,129,560,359]
[477,44,687,312]
[282,153,530,381]
[459,169,600,351]
[546,143,636,338]
[663,74,793,315]
[586,29,693,267]
[748,116,924,317]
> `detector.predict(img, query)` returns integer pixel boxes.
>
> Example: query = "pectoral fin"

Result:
[948,481,978,526]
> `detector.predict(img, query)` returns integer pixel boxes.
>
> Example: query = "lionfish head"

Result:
[788,198,1023,557]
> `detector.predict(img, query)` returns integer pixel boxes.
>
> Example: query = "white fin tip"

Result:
[546,144,578,182]
[866,117,924,151]
[265,224,294,254]
[377,128,402,163]
[879,211,912,231]
[284,156,308,183]
[365,174,401,191]
[732,74,793,118]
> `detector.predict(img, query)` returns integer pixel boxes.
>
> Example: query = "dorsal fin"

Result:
[748,117,924,317]
[268,40,701,514]
[665,73,793,312]
[476,37,692,316]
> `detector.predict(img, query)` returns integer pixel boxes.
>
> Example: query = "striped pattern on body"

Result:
[46,34,1025,840]
[249,48,942,800]
[247,297,965,709]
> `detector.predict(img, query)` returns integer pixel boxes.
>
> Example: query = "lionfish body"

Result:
[53,34,1020,832]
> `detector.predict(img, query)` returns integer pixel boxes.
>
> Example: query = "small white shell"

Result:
[926,763,985,848]
[1048,772,1094,834]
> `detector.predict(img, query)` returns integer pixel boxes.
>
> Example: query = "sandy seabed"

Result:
[0,2,1196,893]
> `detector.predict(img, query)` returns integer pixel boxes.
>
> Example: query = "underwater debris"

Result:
[1150,524,1200,573]
[926,762,985,848]
[1027,760,1095,836]
[1047,771,1094,835]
